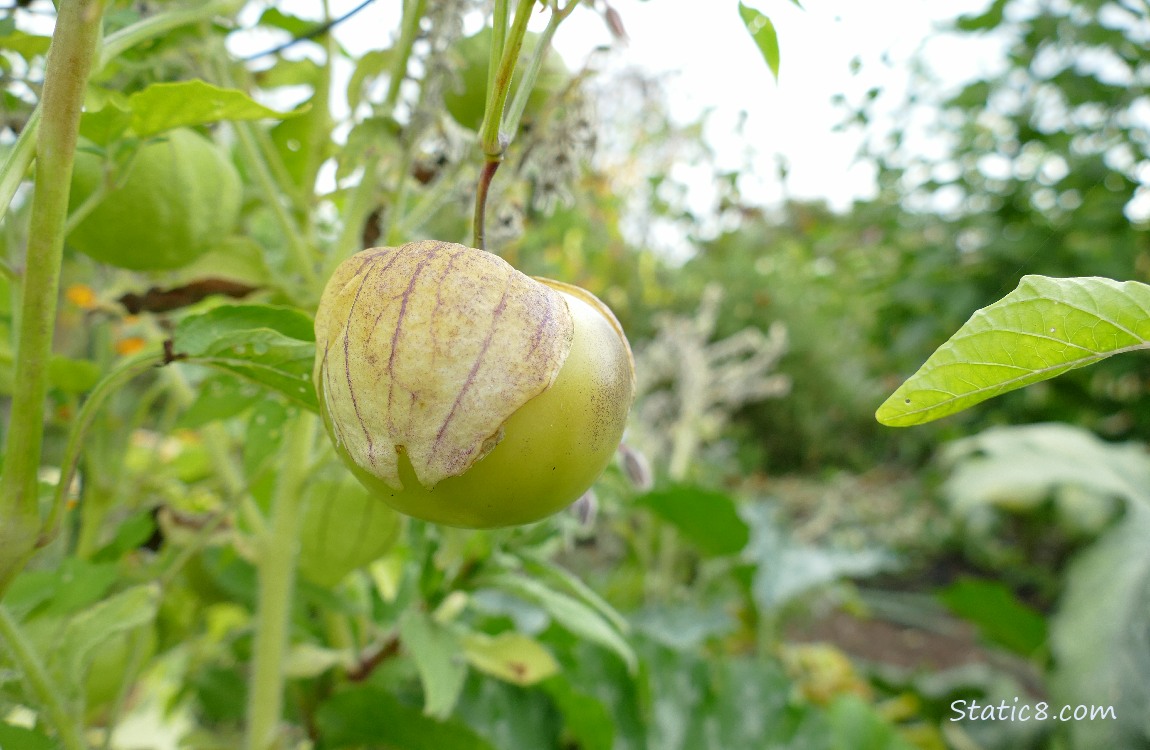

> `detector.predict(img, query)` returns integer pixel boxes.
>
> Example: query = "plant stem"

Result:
[488,0,510,111]
[478,0,535,158]
[503,0,580,136]
[0,0,106,599]
[244,411,317,750]
[232,118,321,296]
[472,159,502,250]
[0,606,87,750]
[0,108,40,226]
[372,0,426,250]
[384,0,427,111]
[324,153,381,280]
[472,0,537,249]
[42,351,162,545]
[210,56,320,298]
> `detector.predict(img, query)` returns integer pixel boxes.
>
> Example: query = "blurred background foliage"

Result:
[0,0,1147,748]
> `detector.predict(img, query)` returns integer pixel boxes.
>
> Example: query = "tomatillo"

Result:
[314,241,634,528]
[67,128,242,271]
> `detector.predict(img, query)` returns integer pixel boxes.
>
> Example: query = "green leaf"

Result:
[0,723,56,750]
[126,80,304,137]
[243,399,291,486]
[1049,503,1150,747]
[256,7,315,36]
[5,559,118,620]
[630,602,736,651]
[347,49,394,113]
[826,694,918,750]
[51,584,160,694]
[48,355,101,394]
[878,276,1150,426]
[254,57,322,89]
[453,675,559,750]
[92,512,157,563]
[462,631,560,686]
[520,554,630,634]
[284,642,351,678]
[743,503,894,611]
[173,304,317,411]
[939,423,1149,522]
[635,485,749,556]
[79,101,132,145]
[937,579,1047,657]
[399,609,469,719]
[485,573,637,673]
[540,675,615,750]
[316,686,498,750]
[954,0,1008,32]
[0,30,51,60]
[738,3,781,81]
[177,374,264,428]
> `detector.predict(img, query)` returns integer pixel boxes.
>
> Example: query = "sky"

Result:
[231,0,1002,212]
[549,0,999,210]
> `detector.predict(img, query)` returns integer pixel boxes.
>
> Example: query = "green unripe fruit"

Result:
[314,241,635,528]
[297,466,404,587]
[443,27,570,132]
[67,128,242,271]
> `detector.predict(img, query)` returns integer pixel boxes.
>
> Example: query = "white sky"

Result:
[551,0,999,210]
[233,0,1001,212]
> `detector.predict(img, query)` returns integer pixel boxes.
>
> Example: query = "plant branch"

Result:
[242,0,374,61]
[42,350,165,546]
[244,411,318,750]
[0,0,106,598]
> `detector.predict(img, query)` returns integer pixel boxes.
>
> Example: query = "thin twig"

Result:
[242,0,375,61]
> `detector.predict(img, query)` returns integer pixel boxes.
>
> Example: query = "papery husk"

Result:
[314,241,574,490]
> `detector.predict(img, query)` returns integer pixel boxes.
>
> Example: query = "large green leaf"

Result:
[315,686,497,750]
[128,80,303,137]
[642,641,834,750]
[1048,503,1150,747]
[877,276,1150,426]
[939,423,1150,521]
[635,485,749,556]
[173,304,317,411]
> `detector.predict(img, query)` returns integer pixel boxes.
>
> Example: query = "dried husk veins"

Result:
[314,241,574,490]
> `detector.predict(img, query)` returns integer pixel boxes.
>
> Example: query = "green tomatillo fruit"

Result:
[443,27,570,132]
[314,240,635,528]
[67,128,242,271]
[297,463,404,587]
